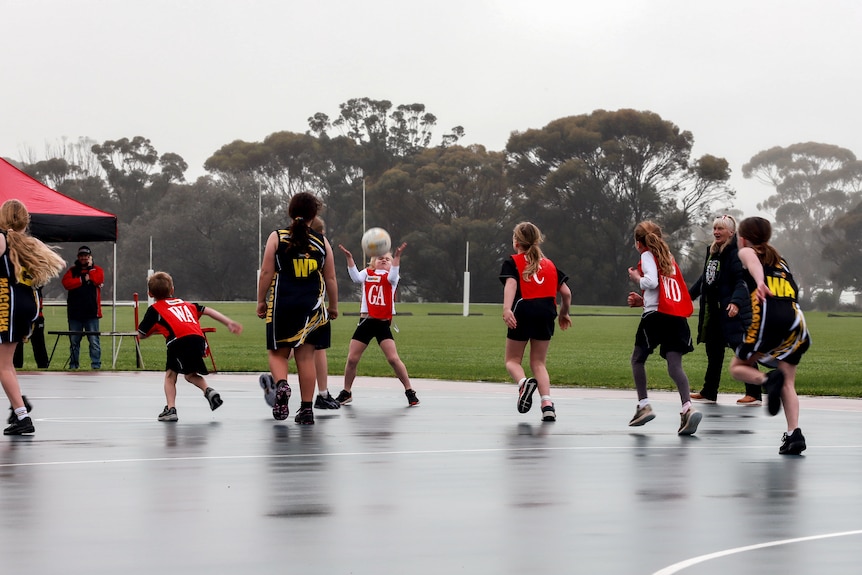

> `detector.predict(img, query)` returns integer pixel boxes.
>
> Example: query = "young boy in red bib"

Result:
[138,271,243,422]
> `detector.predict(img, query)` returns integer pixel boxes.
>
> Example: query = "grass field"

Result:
[30,302,862,398]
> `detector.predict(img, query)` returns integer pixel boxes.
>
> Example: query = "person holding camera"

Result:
[61,246,104,370]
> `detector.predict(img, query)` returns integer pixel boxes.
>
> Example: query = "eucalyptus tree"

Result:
[91,136,187,223]
[506,109,733,305]
[116,176,258,300]
[742,142,862,303]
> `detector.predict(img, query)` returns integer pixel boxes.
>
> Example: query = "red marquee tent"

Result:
[0,158,117,242]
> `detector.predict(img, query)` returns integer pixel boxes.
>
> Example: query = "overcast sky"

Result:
[3,0,861,216]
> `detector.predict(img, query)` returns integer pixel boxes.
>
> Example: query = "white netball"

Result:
[361,227,392,257]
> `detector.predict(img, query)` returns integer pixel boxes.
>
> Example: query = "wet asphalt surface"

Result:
[1,372,861,574]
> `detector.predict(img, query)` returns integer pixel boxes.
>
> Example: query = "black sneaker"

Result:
[517,378,538,413]
[4,416,35,435]
[314,393,341,409]
[405,389,420,406]
[764,370,785,416]
[204,388,223,411]
[779,428,807,455]
[541,403,556,422]
[158,406,178,422]
[335,389,352,405]
[294,406,315,425]
[272,380,291,420]
[7,395,33,425]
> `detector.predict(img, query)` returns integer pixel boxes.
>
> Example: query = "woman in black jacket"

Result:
[689,215,762,405]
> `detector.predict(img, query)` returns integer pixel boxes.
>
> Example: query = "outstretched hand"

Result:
[337,244,354,260]
[393,242,407,258]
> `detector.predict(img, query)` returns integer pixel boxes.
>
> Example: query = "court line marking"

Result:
[652,530,862,574]
[4,443,862,469]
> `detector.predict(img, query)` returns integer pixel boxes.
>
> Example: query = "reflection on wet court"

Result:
[1,373,860,574]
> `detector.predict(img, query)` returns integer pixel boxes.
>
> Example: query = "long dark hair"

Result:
[738,216,782,268]
[287,192,321,251]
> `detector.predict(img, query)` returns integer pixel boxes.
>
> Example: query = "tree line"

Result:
[10,99,862,309]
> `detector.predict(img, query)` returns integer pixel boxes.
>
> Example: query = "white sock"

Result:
[14,406,28,420]
[638,399,650,409]
[681,401,692,414]
[518,377,527,386]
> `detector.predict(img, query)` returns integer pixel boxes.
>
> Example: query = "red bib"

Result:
[639,259,693,317]
[365,271,394,320]
[149,298,205,339]
[512,254,558,299]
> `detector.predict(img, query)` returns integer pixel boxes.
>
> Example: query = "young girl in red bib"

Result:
[335,242,418,407]
[626,221,702,435]
[499,222,571,422]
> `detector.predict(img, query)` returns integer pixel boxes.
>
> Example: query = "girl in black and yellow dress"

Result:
[730,217,810,455]
[0,199,65,435]
[256,193,338,425]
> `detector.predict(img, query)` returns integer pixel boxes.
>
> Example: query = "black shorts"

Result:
[507,299,556,342]
[634,311,694,359]
[166,335,209,375]
[351,317,394,345]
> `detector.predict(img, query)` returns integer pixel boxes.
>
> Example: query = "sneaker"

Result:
[294,406,315,425]
[541,403,556,422]
[335,389,352,405]
[517,378,538,413]
[4,416,35,435]
[272,380,291,420]
[314,393,341,410]
[204,388,223,411]
[764,370,785,416]
[7,395,33,425]
[736,395,763,406]
[678,408,703,435]
[158,406,178,422]
[259,374,277,407]
[690,392,717,404]
[779,428,807,455]
[405,389,420,406]
[628,404,655,427]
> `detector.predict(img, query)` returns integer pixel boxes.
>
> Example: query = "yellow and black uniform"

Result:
[0,231,38,344]
[737,258,810,367]
[0,234,39,343]
[264,227,330,350]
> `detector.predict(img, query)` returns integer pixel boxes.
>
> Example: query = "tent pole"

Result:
[112,242,118,364]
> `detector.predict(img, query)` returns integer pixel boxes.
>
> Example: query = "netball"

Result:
[361,227,392,257]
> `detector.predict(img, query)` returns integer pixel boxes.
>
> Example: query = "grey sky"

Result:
[3,0,861,215]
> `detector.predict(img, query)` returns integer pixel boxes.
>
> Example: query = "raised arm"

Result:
[203,307,243,335]
[323,237,338,319]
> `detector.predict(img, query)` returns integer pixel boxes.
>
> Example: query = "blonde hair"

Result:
[513,222,545,281]
[634,220,675,276]
[0,200,65,286]
[710,214,737,255]
[311,216,326,234]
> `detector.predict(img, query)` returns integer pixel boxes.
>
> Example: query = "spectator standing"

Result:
[61,246,104,369]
